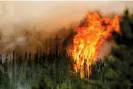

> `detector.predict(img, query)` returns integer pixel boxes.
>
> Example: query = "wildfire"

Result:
[71,12,120,78]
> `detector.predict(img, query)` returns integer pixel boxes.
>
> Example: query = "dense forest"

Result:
[0,9,133,89]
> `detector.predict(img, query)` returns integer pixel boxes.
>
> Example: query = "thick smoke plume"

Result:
[0,1,130,62]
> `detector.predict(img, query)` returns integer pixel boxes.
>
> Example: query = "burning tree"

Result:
[70,12,120,78]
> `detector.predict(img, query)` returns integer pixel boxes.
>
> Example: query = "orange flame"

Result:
[71,12,120,78]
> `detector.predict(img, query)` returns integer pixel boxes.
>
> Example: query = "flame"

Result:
[71,12,120,78]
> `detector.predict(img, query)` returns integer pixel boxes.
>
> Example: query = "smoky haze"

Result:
[0,1,133,34]
[0,1,133,54]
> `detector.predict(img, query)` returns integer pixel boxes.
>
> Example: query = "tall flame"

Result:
[72,12,120,78]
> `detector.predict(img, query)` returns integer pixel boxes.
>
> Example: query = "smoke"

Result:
[97,40,115,60]
[0,1,132,32]
[0,1,132,54]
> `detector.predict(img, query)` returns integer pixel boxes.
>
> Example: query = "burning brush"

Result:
[70,12,120,78]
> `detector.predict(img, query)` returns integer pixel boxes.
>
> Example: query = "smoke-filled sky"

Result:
[1,1,133,62]
[0,1,133,35]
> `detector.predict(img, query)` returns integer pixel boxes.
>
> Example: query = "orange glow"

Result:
[71,12,120,78]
